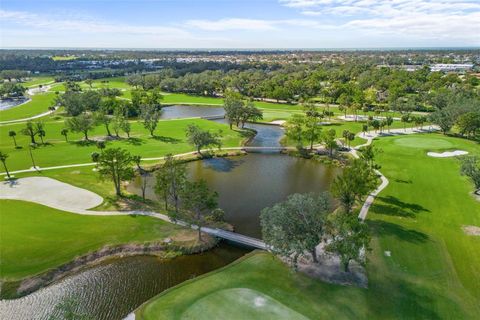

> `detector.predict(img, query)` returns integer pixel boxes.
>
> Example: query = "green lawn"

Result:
[23,76,55,88]
[365,134,480,319]
[137,252,367,320]
[0,118,245,171]
[0,200,197,281]
[138,133,480,319]
[0,92,58,122]
[52,56,77,61]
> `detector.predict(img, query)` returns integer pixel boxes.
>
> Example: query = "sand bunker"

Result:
[0,177,103,212]
[427,150,468,158]
[462,225,480,236]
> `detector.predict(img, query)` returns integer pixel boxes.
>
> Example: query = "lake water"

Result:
[128,153,340,238]
[160,105,224,119]
[0,244,249,320]
[0,98,28,111]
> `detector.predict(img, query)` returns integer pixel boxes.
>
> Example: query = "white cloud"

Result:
[0,9,189,37]
[346,11,480,42]
[185,18,331,31]
[279,0,480,44]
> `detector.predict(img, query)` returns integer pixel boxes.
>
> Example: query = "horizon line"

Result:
[1,46,480,52]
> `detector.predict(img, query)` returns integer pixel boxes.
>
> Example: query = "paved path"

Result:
[338,115,401,122]
[0,146,299,176]
[351,126,439,220]
[0,83,58,125]
[0,107,58,125]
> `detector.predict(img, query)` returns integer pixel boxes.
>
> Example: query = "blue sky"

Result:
[1,0,479,48]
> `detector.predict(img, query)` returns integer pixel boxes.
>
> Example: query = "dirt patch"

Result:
[462,225,480,236]
[284,243,367,288]
[297,254,367,288]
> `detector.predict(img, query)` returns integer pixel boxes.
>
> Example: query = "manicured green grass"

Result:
[0,200,196,280]
[138,134,480,319]
[0,92,58,122]
[23,76,55,88]
[137,252,367,320]
[162,93,223,105]
[82,77,132,90]
[182,288,309,320]
[0,118,245,171]
[365,134,480,318]
[52,56,77,61]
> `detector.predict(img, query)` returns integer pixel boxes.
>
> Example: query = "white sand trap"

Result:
[462,225,480,236]
[269,120,286,125]
[427,150,468,158]
[0,177,103,212]
[181,288,308,320]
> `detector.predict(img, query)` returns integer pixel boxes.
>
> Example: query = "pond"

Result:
[160,105,224,119]
[0,243,249,320]
[0,98,29,111]
[128,153,340,238]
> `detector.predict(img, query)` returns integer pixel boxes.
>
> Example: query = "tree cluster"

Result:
[223,91,263,129]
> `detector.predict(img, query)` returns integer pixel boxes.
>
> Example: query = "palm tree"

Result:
[38,129,46,144]
[61,128,69,142]
[0,151,11,179]
[28,143,38,170]
[8,130,17,148]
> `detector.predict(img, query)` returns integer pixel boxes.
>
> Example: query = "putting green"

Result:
[181,288,308,320]
[393,136,453,149]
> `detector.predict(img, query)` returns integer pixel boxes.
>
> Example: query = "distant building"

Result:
[400,65,423,72]
[430,64,473,72]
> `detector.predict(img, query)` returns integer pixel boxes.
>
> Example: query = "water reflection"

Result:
[0,244,249,320]
[202,157,245,172]
[128,154,340,238]
[160,105,224,119]
[0,98,28,111]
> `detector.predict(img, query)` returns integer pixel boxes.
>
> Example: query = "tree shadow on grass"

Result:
[367,274,441,319]
[322,122,342,127]
[71,140,96,147]
[124,137,144,146]
[369,220,429,244]
[151,136,181,144]
[371,196,429,218]
[394,178,412,184]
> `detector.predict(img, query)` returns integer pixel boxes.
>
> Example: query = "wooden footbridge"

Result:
[203,227,268,250]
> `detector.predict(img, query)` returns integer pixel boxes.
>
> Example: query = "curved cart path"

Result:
[0,83,58,125]
[352,126,439,220]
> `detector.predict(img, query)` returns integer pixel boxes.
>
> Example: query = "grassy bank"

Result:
[137,251,367,320]
[0,200,202,281]
[0,92,58,122]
